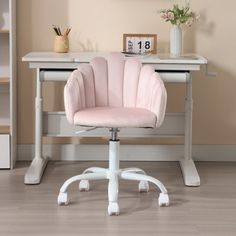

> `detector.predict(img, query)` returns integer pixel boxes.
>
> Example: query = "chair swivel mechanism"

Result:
[57,52,169,215]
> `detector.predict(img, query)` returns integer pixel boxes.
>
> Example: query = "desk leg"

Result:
[179,73,200,187]
[24,69,48,184]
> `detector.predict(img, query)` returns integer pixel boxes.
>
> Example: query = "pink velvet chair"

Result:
[57,52,169,215]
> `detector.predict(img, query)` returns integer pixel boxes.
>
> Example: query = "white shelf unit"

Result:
[0,0,16,169]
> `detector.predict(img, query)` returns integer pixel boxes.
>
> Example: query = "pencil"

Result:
[57,26,62,36]
[52,25,60,35]
[66,27,71,36]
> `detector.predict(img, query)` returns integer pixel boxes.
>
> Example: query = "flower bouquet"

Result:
[160,4,199,56]
[160,4,199,27]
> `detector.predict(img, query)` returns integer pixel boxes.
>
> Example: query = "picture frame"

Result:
[123,34,157,54]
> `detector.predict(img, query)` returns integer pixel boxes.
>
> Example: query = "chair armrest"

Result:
[149,73,167,127]
[64,70,86,124]
[137,68,167,128]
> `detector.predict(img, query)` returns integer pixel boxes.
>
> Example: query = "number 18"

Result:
[137,40,151,50]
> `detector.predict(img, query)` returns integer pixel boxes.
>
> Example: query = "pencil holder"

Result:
[54,35,69,53]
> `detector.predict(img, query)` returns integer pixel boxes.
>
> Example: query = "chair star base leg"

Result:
[58,130,169,215]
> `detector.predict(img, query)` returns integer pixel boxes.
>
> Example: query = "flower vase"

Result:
[170,25,182,57]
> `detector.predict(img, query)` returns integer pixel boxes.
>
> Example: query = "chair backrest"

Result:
[76,52,157,108]
[64,52,167,127]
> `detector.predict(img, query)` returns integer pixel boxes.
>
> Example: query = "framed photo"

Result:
[123,34,157,54]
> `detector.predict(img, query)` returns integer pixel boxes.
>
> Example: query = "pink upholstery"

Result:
[77,64,95,108]
[90,57,108,107]
[64,53,167,128]
[107,53,125,107]
[123,58,142,107]
[64,70,85,124]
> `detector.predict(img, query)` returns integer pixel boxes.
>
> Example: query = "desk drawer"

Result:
[0,134,10,169]
[159,72,189,83]
[40,70,190,83]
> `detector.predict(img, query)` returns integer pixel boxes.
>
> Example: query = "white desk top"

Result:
[22,51,208,65]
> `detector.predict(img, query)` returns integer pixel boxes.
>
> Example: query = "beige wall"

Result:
[17,0,236,144]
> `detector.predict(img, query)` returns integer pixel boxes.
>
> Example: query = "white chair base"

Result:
[58,134,169,215]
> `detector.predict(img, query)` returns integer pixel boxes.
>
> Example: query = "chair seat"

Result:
[74,107,157,128]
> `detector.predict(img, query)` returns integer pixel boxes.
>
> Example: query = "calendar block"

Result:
[123,34,157,54]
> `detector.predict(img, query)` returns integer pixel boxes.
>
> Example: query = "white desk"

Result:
[22,52,207,186]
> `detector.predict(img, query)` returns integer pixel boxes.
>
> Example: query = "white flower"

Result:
[167,11,175,21]
[161,12,168,20]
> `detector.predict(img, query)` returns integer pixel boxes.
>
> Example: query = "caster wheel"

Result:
[57,192,69,205]
[108,202,120,216]
[79,180,90,192]
[158,193,170,207]
[139,180,149,193]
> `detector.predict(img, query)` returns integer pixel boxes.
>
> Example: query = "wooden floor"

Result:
[0,161,236,236]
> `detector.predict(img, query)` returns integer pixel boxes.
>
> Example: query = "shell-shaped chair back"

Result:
[64,52,167,128]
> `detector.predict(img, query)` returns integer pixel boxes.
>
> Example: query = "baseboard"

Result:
[17,144,236,161]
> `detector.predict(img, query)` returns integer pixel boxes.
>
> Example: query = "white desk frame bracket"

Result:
[22,52,207,185]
